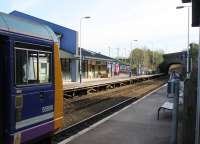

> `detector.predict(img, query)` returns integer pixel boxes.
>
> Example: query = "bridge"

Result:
[159,51,187,73]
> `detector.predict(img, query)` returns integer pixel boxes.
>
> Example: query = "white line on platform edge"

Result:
[58,84,167,144]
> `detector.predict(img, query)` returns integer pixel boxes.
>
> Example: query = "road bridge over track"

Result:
[159,51,187,73]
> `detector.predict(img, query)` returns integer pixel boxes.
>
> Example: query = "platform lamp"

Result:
[79,16,91,83]
[176,5,191,79]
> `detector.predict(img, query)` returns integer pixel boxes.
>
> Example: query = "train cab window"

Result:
[15,42,52,86]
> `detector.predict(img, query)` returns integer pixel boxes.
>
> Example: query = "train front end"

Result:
[0,12,63,144]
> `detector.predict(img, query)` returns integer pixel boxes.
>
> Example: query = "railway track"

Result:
[52,96,137,143]
[52,76,167,143]
[63,74,165,98]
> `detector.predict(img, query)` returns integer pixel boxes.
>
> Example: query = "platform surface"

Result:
[63,85,172,144]
[63,74,159,90]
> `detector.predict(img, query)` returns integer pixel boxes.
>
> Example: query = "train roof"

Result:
[0,12,58,42]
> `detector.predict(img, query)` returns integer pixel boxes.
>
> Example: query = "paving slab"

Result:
[63,85,172,144]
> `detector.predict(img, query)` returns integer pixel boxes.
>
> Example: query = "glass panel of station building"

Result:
[61,58,71,81]
[82,60,88,79]
[78,60,110,79]
[77,60,89,79]
[87,60,96,79]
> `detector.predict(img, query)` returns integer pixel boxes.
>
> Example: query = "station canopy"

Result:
[0,12,57,42]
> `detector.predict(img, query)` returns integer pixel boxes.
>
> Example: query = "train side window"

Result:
[15,43,52,86]
[27,51,38,84]
[39,52,51,83]
[15,49,28,85]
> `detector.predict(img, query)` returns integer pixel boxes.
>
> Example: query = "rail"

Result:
[52,96,137,143]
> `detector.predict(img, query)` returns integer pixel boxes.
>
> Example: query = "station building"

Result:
[78,48,117,79]
[9,11,120,82]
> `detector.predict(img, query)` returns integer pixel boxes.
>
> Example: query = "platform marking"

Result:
[58,84,167,144]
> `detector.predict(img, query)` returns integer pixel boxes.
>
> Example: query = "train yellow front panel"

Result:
[54,43,64,130]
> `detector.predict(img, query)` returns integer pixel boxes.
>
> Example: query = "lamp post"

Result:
[176,6,191,79]
[79,16,91,83]
[130,40,138,75]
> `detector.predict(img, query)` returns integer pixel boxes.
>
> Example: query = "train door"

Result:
[13,41,54,138]
[0,35,8,144]
[0,36,3,144]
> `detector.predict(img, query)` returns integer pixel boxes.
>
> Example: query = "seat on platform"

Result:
[157,101,173,120]
[157,81,184,120]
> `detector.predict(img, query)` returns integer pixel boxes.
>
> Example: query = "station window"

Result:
[15,43,52,86]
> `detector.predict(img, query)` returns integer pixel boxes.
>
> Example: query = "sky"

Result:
[0,0,199,58]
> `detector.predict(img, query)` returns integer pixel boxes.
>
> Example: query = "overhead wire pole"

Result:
[117,48,119,59]
[130,42,132,67]
[108,46,111,57]
[187,6,190,78]
[125,47,127,63]
[151,42,158,73]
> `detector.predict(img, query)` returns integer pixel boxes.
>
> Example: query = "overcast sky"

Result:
[1,0,199,57]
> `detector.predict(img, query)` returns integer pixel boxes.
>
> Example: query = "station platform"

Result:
[60,85,173,144]
[63,74,162,90]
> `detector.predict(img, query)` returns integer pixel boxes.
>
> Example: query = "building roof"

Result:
[79,48,117,62]
[0,12,57,41]
[10,11,77,54]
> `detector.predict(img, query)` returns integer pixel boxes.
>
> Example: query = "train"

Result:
[0,12,63,143]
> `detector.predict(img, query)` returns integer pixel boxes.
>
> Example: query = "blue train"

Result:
[0,12,63,143]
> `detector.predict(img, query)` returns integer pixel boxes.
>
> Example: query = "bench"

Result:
[158,81,184,120]
[157,101,173,120]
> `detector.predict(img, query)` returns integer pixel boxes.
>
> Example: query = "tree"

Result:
[129,47,164,74]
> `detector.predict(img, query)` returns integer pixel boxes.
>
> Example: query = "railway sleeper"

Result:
[120,83,125,86]
[87,88,97,94]
[106,84,113,90]
[64,93,73,99]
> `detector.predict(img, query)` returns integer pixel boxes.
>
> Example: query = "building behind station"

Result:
[10,11,130,82]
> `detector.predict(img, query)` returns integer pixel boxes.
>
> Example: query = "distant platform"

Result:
[63,74,163,91]
[59,85,172,144]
